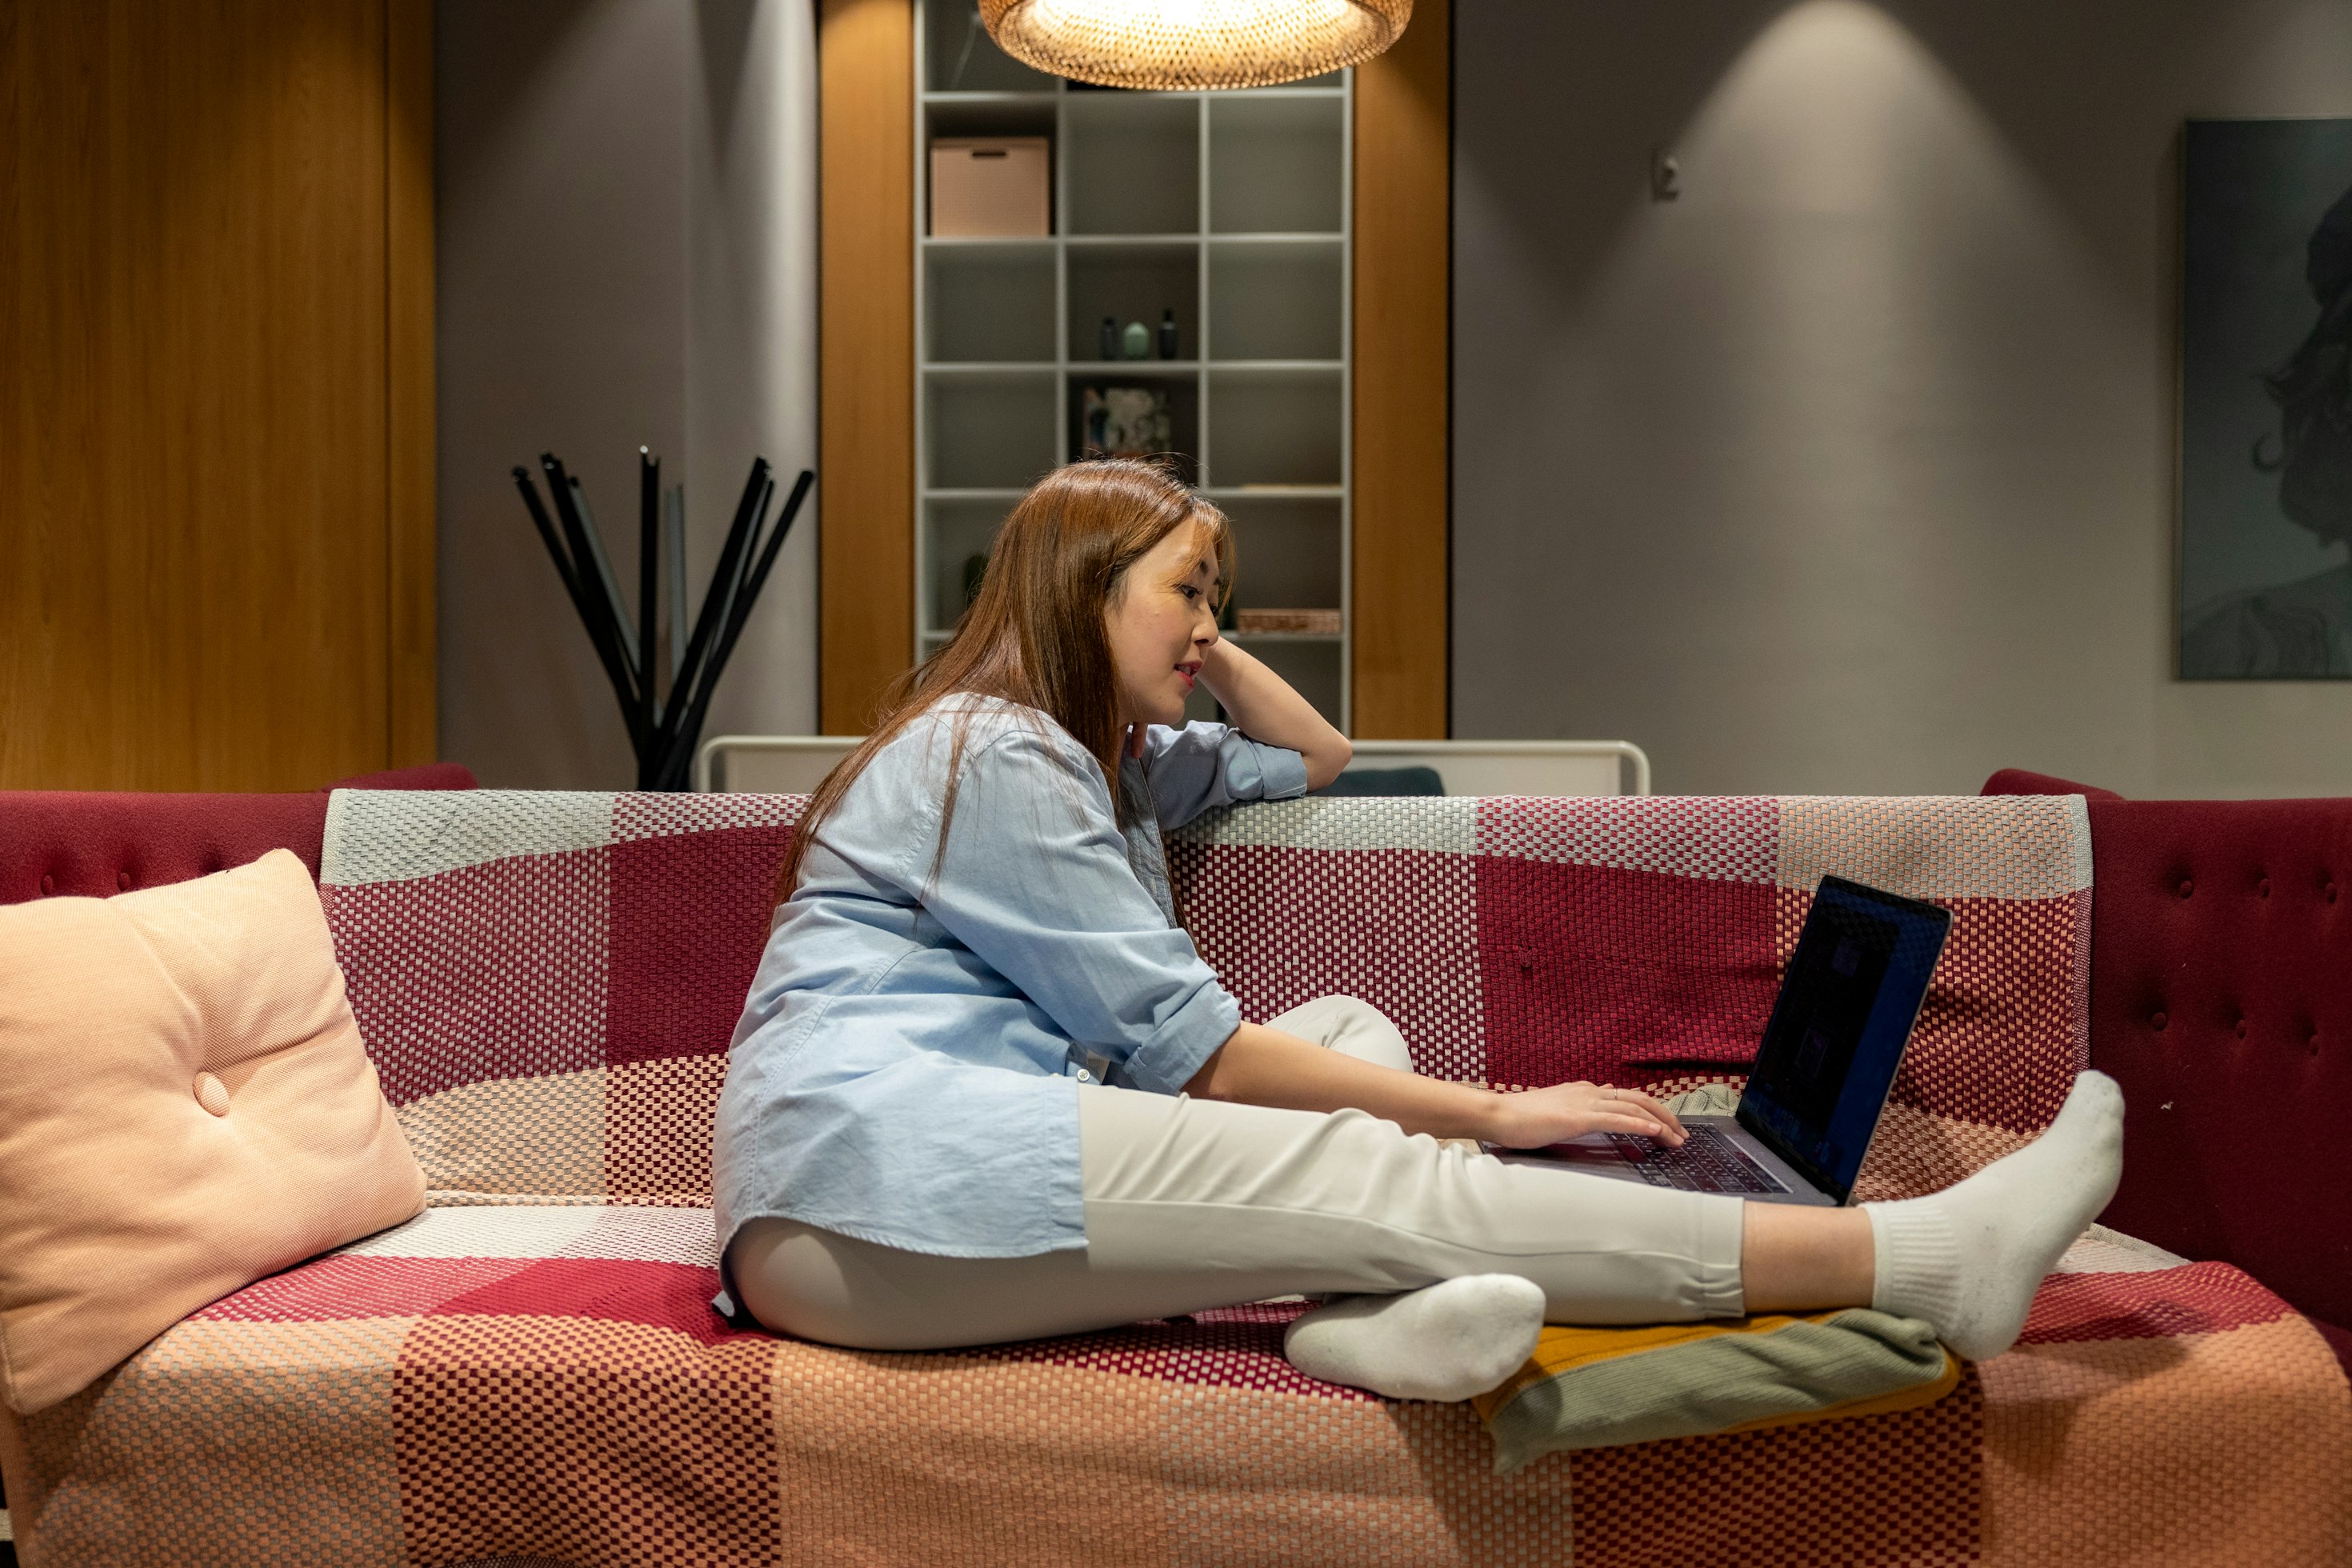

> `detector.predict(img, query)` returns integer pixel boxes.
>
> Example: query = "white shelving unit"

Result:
[914,0,1353,728]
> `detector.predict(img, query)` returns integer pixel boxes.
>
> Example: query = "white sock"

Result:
[1863,1070,2125,1362]
[1282,1274,1546,1402]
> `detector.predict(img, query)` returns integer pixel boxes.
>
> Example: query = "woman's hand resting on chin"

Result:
[1478,1082,1689,1150]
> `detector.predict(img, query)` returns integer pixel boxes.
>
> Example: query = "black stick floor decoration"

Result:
[513,449,814,790]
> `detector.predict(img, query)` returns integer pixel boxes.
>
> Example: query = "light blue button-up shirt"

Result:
[711,696,1308,1265]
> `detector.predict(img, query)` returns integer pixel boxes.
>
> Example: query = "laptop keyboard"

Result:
[1607,1124,1788,1194]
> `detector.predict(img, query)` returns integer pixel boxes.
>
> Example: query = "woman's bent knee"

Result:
[1265,994,1416,1074]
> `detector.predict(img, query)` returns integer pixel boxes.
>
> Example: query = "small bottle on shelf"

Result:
[1158,309,1178,361]
[1099,316,1118,361]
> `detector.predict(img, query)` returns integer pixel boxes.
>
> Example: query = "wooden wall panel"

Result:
[817,0,915,735]
[0,0,431,790]
[387,0,437,767]
[1352,0,1451,738]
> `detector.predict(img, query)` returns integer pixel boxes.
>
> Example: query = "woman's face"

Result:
[1105,519,1221,730]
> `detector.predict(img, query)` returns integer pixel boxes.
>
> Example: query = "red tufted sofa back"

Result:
[0,792,331,903]
[0,765,474,906]
[1985,769,2352,1338]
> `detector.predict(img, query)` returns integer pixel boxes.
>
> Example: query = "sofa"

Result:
[0,781,2346,1566]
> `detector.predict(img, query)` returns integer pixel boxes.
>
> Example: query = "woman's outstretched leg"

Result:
[1294,1069,2126,1394]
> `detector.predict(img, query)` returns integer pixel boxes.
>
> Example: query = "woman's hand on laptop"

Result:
[1480,1082,1689,1150]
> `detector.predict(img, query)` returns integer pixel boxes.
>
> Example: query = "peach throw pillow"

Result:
[0,848,425,1414]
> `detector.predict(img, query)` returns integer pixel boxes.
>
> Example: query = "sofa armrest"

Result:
[1986,770,2352,1335]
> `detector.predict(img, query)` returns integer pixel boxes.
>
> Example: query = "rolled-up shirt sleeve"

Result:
[912,726,1241,1094]
[1138,722,1310,831]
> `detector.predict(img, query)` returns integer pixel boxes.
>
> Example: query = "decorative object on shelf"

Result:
[1159,309,1179,360]
[512,449,814,790]
[979,0,1410,90]
[1122,320,1150,360]
[1237,607,1342,635]
[1099,316,1118,360]
[1082,386,1172,457]
[929,137,1050,237]
[2179,118,2352,678]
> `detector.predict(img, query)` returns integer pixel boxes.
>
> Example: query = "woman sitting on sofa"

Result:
[713,458,2122,1399]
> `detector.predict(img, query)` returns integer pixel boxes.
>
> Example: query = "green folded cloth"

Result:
[1470,1081,1958,1473]
[1471,1308,1958,1472]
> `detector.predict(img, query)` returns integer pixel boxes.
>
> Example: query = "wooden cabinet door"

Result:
[0,0,434,790]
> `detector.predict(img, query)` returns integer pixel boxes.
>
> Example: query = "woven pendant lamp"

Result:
[980,0,1413,91]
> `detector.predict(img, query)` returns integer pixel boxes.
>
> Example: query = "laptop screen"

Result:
[1737,876,1952,1203]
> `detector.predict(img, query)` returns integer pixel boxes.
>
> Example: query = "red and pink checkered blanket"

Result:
[6,790,2346,1565]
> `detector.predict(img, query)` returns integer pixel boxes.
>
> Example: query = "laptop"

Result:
[1498,874,1953,1206]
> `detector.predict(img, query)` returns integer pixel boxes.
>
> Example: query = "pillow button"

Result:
[194,1072,232,1117]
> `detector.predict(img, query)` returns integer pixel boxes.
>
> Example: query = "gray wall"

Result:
[437,0,816,787]
[1454,0,2352,797]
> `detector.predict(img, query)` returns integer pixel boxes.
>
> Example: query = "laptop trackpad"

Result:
[1494,1134,1647,1178]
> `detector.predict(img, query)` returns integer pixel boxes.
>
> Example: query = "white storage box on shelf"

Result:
[929,137,1051,238]
[695,736,1651,798]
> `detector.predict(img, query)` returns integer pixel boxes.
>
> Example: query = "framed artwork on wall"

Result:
[2180,118,2352,678]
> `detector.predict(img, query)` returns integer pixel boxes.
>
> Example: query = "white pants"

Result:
[731,995,1747,1350]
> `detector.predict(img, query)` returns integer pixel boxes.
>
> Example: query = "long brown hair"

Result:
[774,458,1233,902]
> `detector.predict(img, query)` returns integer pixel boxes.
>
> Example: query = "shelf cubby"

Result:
[1069,370,1199,486]
[1208,367,1343,489]
[926,242,1056,363]
[923,2,1054,93]
[1063,95,1198,237]
[926,496,1018,633]
[1218,493,1343,614]
[1067,242,1198,364]
[1208,239,1343,362]
[926,370,1057,490]
[1210,96,1346,234]
[1242,635,1344,729]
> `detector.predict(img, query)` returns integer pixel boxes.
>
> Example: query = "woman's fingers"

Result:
[1589,1111,1673,1141]
[1611,1088,1686,1141]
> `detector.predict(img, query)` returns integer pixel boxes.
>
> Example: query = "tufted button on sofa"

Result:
[1984,769,2352,1362]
